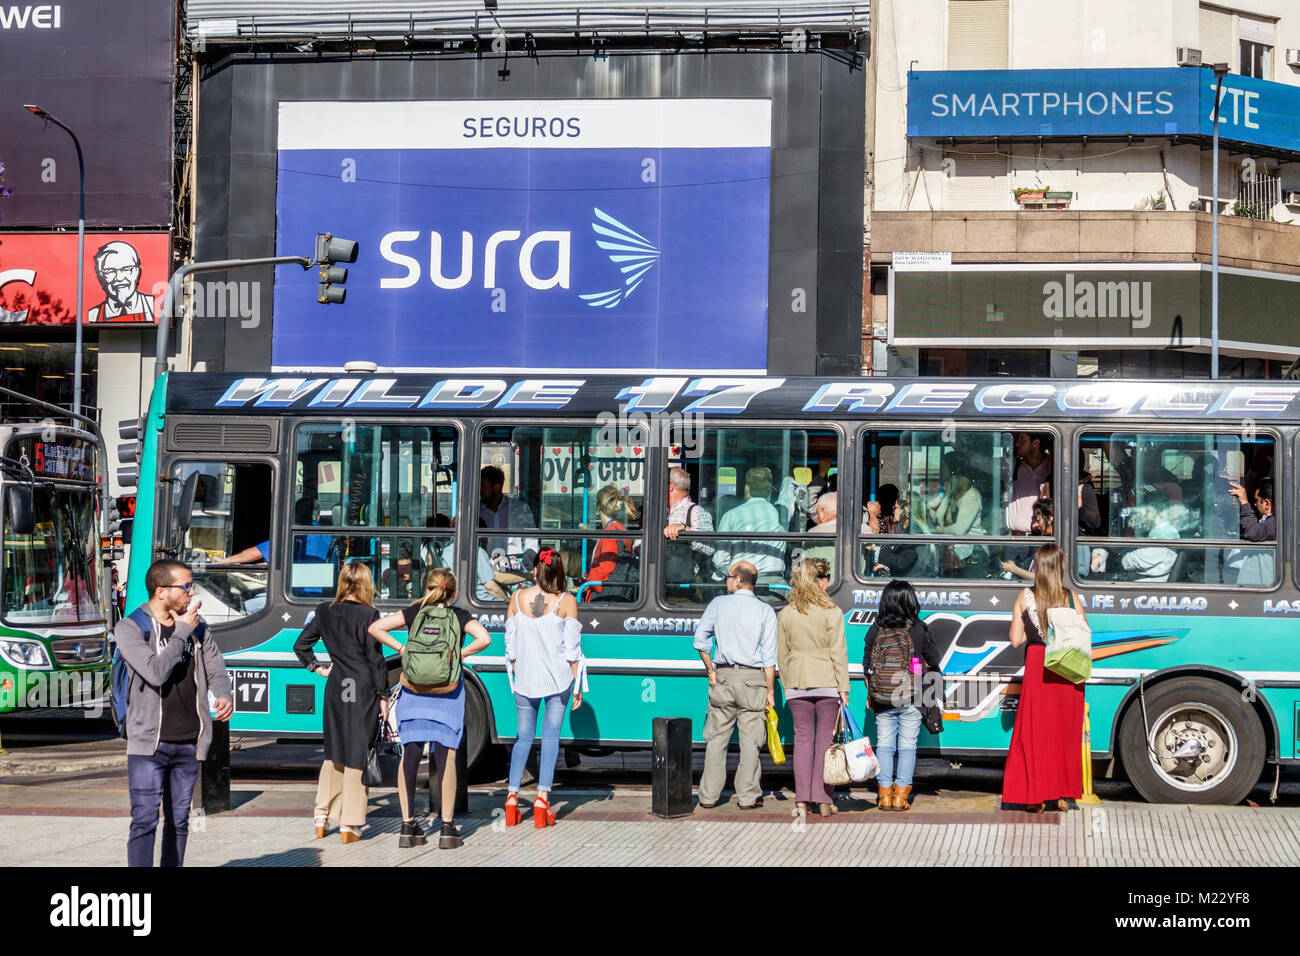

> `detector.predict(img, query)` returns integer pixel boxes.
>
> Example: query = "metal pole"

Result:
[1211,72,1224,380]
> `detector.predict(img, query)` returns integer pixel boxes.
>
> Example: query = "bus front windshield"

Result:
[3,486,102,626]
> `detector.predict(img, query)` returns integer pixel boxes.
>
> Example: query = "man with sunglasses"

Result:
[113,559,233,866]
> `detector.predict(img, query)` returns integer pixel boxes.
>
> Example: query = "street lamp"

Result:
[1206,63,1229,380]
[24,105,86,415]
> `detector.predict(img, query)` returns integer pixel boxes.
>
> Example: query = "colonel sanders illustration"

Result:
[87,240,154,323]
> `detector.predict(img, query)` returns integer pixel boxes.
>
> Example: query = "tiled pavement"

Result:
[4,794,1299,866]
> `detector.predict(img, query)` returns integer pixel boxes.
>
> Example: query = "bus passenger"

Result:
[369,569,491,851]
[503,549,584,828]
[1000,500,1054,581]
[870,485,919,577]
[712,467,786,588]
[293,561,386,844]
[1119,493,1180,582]
[928,453,983,569]
[694,561,777,811]
[1002,544,1086,814]
[586,484,638,595]
[1006,432,1052,535]
[479,465,539,560]
[800,491,837,575]
[664,466,714,597]
[1231,477,1275,542]
[1077,473,1102,535]
[777,557,849,821]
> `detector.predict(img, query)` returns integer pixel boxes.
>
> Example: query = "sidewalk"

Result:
[4,790,1299,866]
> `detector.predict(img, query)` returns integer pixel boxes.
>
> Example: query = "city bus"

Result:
[1,418,112,714]
[124,371,1300,805]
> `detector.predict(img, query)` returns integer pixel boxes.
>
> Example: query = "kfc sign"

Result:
[0,232,168,325]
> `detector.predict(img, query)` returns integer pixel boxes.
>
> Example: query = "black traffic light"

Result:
[315,232,358,305]
[108,495,136,544]
[117,417,143,488]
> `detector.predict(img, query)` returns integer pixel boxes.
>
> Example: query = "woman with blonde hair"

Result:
[370,568,491,850]
[777,557,849,820]
[293,561,386,843]
[1001,543,1087,813]
[586,484,639,595]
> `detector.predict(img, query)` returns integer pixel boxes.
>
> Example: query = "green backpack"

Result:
[402,604,463,692]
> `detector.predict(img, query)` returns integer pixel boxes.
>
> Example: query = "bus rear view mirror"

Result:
[4,486,34,536]
[177,472,201,535]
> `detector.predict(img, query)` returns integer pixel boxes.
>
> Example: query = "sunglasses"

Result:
[164,582,195,594]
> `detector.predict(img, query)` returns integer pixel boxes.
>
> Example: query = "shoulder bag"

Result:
[363,716,402,788]
[822,707,852,787]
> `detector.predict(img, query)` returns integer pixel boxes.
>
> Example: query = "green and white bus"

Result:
[1,418,111,714]
[125,371,1300,804]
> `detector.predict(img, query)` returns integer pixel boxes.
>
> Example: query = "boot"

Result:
[893,785,912,811]
[877,784,895,810]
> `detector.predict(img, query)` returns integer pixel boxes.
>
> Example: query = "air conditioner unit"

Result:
[1177,47,1202,67]
[1285,190,1300,206]
[1287,49,1300,68]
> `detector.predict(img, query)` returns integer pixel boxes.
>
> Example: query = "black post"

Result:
[652,717,693,817]
[429,744,469,816]
[200,720,231,813]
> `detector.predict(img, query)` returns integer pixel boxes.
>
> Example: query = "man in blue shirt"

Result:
[693,561,777,810]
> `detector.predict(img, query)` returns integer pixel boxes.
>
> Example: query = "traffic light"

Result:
[108,495,135,545]
[117,417,143,488]
[315,232,358,304]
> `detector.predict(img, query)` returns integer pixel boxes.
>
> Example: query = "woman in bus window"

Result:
[370,569,491,850]
[777,557,849,821]
[585,484,637,594]
[1001,544,1086,813]
[293,561,385,844]
[1000,500,1054,581]
[926,453,983,567]
[504,549,584,828]
[870,484,919,577]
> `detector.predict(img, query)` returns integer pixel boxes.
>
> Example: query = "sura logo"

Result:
[1042,273,1152,329]
[0,4,61,28]
[377,207,658,309]
[49,886,151,936]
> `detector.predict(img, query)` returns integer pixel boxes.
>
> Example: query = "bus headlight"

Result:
[0,639,51,668]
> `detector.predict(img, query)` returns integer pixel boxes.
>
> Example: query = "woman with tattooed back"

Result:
[503,549,584,828]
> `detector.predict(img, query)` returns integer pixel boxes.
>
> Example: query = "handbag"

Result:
[840,705,879,783]
[1038,591,1093,684]
[362,716,402,788]
[822,708,852,787]
[922,668,944,735]
[765,707,786,765]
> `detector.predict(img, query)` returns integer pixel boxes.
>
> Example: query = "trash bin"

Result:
[652,717,692,818]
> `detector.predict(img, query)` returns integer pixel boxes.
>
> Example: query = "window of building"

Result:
[1077,431,1276,586]
[860,429,1053,581]
[475,425,646,605]
[170,461,273,623]
[1199,4,1235,70]
[1238,13,1275,79]
[948,0,1008,69]
[665,427,839,605]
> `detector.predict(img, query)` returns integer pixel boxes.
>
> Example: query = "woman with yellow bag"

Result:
[777,557,850,821]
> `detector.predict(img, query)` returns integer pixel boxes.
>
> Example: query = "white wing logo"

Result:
[578,207,660,309]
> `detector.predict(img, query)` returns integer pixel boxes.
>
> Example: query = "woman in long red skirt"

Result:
[1001,544,1086,813]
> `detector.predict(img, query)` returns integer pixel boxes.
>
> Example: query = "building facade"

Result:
[868,0,1300,377]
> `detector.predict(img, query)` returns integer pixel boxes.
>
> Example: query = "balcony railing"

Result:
[1234,174,1282,221]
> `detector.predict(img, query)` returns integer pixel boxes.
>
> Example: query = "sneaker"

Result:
[398,820,427,848]
[438,822,464,850]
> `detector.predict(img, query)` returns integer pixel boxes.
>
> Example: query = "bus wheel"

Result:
[463,679,491,771]
[1119,677,1265,806]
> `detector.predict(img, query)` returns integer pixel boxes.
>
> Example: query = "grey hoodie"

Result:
[112,605,233,759]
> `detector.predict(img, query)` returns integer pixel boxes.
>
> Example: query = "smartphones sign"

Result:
[272,99,772,372]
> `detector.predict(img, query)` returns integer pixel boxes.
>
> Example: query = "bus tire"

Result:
[463,678,491,771]
[1119,677,1265,806]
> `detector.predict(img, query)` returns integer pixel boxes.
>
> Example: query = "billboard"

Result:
[908,69,1300,154]
[272,99,772,372]
[0,232,169,325]
[0,0,175,228]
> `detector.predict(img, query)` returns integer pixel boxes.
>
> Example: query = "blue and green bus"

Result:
[125,371,1300,804]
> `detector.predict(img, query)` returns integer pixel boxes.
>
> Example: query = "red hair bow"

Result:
[537,548,557,566]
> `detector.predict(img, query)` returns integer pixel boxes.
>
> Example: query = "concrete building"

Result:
[867,0,1300,377]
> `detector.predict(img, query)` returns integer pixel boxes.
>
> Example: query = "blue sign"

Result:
[908,68,1300,154]
[272,99,772,372]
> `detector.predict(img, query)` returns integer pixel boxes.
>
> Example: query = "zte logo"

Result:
[1042,273,1152,329]
[49,886,151,936]
[0,4,62,28]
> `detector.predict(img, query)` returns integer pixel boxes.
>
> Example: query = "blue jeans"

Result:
[127,741,200,867]
[509,691,571,793]
[875,705,922,788]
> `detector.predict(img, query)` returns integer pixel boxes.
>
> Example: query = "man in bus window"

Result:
[1006,432,1051,536]
[800,491,838,577]
[711,467,786,588]
[479,465,538,560]
[1119,493,1180,583]
[1231,477,1275,542]
[664,466,715,595]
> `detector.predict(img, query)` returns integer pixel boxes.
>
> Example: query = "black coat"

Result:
[294,600,386,768]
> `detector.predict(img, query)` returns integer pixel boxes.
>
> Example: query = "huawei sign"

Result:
[0,4,61,29]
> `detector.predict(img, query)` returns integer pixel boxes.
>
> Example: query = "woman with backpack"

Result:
[862,579,941,811]
[504,548,584,828]
[293,561,386,844]
[777,557,849,821]
[1001,544,1087,813]
[370,568,491,850]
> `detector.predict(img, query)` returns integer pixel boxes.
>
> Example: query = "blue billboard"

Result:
[908,68,1300,154]
[272,99,772,372]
